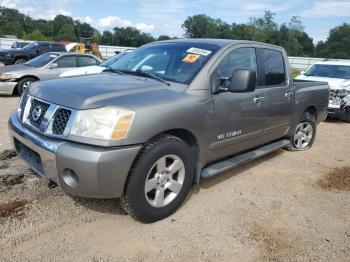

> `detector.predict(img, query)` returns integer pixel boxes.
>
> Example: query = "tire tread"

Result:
[120,134,185,222]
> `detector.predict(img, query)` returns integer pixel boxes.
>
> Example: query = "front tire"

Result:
[120,135,195,223]
[14,58,27,64]
[16,77,36,95]
[287,112,316,151]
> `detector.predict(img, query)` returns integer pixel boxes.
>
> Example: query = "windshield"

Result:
[25,53,59,67]
[109,42,220,84]
[305,64,350,79]
[100,52,128,67]
[22,42,39,50]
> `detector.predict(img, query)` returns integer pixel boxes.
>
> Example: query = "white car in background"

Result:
[59,50,133,78]
[296,61,350,122]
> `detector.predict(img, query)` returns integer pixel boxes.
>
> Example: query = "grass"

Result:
[292,68,301,78]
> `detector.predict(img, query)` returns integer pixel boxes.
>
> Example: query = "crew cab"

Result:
[9,39,329,222]
[296,60,350,122]
[0,41,66,65]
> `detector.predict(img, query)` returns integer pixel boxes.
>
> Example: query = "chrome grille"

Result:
[21,95,75,138]
[28,99,50,128]
[52,108,71,135]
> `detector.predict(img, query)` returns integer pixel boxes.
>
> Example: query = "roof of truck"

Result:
[154,38,283,49]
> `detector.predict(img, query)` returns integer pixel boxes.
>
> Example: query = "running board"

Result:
[201,139,290,178]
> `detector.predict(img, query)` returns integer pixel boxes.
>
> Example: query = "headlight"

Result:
[69,107,135,140]
[0,73,13,81]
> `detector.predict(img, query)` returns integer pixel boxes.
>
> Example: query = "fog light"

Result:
[62,169,79,188]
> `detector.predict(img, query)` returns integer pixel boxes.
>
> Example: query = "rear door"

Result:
[77,55,100,67]
[208,46,266,162]
[257,48,293,140]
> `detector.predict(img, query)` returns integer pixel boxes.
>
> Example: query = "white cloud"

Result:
[301,1,350,17]
[75,16,93,24]
[135,23,155,33]
[97,15,155,33]
[0,0,71,19]
[97,16,133,28]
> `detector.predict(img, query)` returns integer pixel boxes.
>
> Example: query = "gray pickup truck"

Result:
[9,39,329,222]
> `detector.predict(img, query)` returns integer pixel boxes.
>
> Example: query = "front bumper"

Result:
[0,81,17,95]
[8,113,142,198]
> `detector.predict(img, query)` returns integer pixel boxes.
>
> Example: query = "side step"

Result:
[201,139,290,178]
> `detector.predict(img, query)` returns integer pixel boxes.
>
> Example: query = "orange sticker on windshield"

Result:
[182,54,200,63]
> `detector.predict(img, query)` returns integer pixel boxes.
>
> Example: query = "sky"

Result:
[1,0,350,43]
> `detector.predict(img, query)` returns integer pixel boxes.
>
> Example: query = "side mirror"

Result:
[47,63,58,69]
[228,69,256,93]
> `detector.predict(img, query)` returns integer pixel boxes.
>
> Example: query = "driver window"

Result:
[215,48,257,79]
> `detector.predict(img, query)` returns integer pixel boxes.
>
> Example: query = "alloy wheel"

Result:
[294,122,313,149]
[144,154,185,208]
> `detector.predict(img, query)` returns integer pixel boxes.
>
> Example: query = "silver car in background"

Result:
[0,52,101,95]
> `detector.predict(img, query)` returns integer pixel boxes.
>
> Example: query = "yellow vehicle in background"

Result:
[65,37,102,59]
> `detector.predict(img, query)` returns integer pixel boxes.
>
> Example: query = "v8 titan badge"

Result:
[183,54,200,63]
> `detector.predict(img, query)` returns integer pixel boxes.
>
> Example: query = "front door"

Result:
[208,47,266,162]
[41,55,78,80]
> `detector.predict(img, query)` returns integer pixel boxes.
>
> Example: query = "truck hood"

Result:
[296,75,350,91]
[29,73,184,110]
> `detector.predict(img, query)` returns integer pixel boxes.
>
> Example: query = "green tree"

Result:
[75,21,95,39]
[23,29,48,41]
[317,23,350,59]
[113,27,155,47]
[182,14,220,38]
[158,35,171,41]
[101,30,113,45]
[56,23,75,41]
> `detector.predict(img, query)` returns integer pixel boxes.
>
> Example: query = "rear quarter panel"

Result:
[293,79,329,125]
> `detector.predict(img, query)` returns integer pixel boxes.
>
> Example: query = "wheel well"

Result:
[149,129,200,184]
[14,56,28,62]
[164,129,199,149]
[13,75,40,95]
[304,105,318,121]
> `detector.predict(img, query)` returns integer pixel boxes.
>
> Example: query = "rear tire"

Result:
[120,135,195,223]
[16,77,36,95]
[14,58,27,64]
[286,112,316,151]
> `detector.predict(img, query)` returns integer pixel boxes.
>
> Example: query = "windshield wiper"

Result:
[122,70,170,86]
[103,67,125,75]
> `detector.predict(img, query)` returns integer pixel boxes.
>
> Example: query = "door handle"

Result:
[254,97,264,104]
[285,92,293,99]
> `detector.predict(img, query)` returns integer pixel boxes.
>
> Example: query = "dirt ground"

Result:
[0,96,349,262]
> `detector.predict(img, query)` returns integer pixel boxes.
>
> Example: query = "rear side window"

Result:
[260,49,286,86]
[78,56,100,67]
[51,44,66,52]
[39,43,51,52]
[56,56,77,68]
